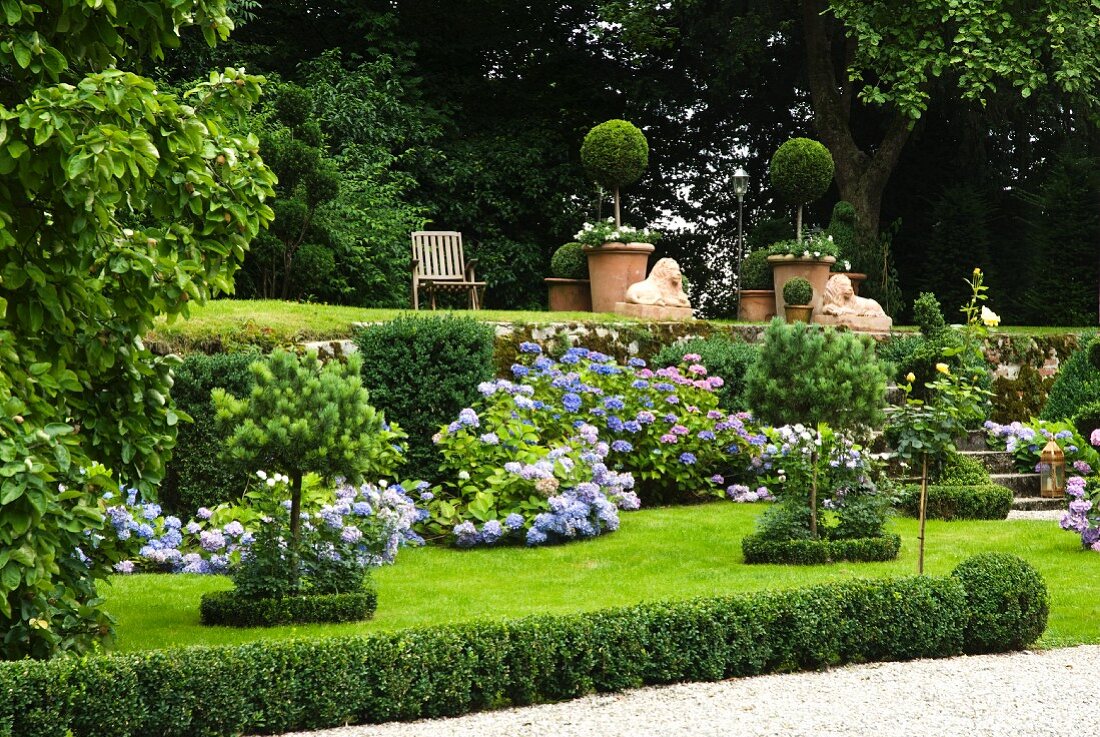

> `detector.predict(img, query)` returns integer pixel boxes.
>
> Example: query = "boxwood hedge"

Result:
[0,555,1045,737]
[896,484,1013,521]
[741,534,902,565]
[199,589,377,627]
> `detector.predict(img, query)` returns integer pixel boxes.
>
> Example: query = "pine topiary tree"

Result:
[213,350,406,583]
[770,138,834,241]
[580,119,649,226]
[745,319,888,431]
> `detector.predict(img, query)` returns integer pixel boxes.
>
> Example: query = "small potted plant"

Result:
[782,276,814,323]
[545,241,592,311]
[737,247,777,321]
[579,119,656,312]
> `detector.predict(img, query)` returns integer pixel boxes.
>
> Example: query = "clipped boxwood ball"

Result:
[581,119,649,189]
[550,242,589,280]
[740,248,772,290]
[782,276,814,306]
[770,138,834,205]
[951,553,1048,654]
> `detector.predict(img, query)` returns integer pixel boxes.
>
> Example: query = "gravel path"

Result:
[274,646,1099,737]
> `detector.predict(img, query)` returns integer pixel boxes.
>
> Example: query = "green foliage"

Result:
[896,485,1013,521]
[162,353,258,515]
[781,277,813,306]
[0,0,276,659]
[550,242,589,280]
[580,120,649,190]
[913,292,947,339]
[829,0,1100,119]
[1072,400,1100,440]
[951,554,1048,654]
[741,534,902,564]
[934,453,991,486]
[744,319,888,431]
[199,589,376,627]
[651,337,758,411]
[1041,337,1100,421]
[739,248,773,291]
[887,367,991,469]
[826,201,857,269]
[354,316,496,482]
[767,231,840,259]
[745,217,795,253]
[13,565,1053,736]
[769,138,834,205]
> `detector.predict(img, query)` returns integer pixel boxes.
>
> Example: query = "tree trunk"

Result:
[613,185,621,227]
[801,0,912,261]
[289,470,303,590]
[918,454,928,575]
[810,449,818,539]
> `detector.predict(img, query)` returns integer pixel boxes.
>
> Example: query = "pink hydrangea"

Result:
[1091,428,1100,447]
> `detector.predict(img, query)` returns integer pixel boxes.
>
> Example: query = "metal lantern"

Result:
[1039,439,1066,498]
[731,168,750,199]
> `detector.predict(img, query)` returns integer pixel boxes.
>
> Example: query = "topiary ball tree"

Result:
[770,138,835,242]
[550,242,589,279]
[580,119,649,227]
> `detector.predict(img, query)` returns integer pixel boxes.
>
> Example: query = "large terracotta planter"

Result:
[738,290,777,322]
[768,255,836,315]
[584,242,655,313]
[545,278,592,312]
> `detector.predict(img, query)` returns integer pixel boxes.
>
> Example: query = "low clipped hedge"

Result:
[199,589,377,627]
[896,484,1013,521]
[1,555,1047,737]
[741,534,901,565]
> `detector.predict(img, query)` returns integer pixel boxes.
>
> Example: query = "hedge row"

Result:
[199,590,377,627]
[896,485,1013,520]
[0,555,1046,737]
[741,534,902,565]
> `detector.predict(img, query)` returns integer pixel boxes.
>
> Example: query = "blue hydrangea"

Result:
[611,439,633,453]
[504,513,525,530]
[519,341,543,354]
[628,358,646,368]
[512,364,530,378]
[680,452,697,465]
[562,393,582,412]
[603,396,625,411]
[458,408,480,427]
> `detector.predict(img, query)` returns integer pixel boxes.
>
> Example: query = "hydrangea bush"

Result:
[98,474,424,575]
[428,344,768,545]
[1060,475,1100,552]
[984,419,1099,475]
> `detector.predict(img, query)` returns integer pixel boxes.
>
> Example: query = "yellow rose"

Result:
[935,363,950,375]
[905,372,916,383]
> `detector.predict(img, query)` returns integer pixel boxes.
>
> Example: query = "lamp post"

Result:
[732,167,750,319]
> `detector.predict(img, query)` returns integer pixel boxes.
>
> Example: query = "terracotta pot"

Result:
[784,304,814,324]
[544,278,592,312]
[584,242,655,313]
[738,290,777,322]
[768,255,837,315]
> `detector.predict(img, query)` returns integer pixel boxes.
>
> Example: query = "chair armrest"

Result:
[465,258,478,280]
[411,258,420,276]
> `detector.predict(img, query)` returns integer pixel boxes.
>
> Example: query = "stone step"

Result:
[958,449,1017,474]
[1012,496,1067,512]
[990,473,1044,497]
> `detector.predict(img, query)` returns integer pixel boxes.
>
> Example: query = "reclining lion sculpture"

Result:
[625,258,691,307]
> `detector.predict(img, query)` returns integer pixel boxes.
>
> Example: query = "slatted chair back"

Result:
[412,231,466,280]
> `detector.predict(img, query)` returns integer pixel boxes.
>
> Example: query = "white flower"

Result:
[256,470,267,480]
[458,470,470,480]
[813,251,821,257]
[266,477,276,487]
[981,306,1000,327]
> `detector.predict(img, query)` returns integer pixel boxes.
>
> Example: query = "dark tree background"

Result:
[158,0,1100,323]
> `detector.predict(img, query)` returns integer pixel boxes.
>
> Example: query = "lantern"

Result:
[1039,439,1066,498]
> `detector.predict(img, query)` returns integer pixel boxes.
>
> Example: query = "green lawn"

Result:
[106,503,1100,653]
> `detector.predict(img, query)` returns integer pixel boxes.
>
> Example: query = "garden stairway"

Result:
[954,430,1064,512]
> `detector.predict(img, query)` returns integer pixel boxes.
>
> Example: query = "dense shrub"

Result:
[826,201,857,271]
[580,119,649,190]
[355,316,496,482]
[874,334,922,379]
[1,560,1047,737]
[770,138,834,207]
[739,247,773,291]
[1072,399,1100,439]
[912,292,947,339]
[887,329,993,409]
[934,452,991,485]
[951,553,1049,654]
[162,352,258,515]
[745,319,888,432]
[741,533,901,564]
[896,484,1013,520]
[650,337,758,411]
[782,277,813,306]
[1042,336,1100,421]
[199,589,377,627]
[550,242,589,280]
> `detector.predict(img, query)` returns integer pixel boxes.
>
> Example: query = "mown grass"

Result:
[106,503,1100,653]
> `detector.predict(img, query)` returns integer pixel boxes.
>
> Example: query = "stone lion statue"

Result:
[821,274,886,317]
[625,258,691,307]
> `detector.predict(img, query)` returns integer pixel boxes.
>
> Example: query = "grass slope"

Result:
[106,504,1100,652]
